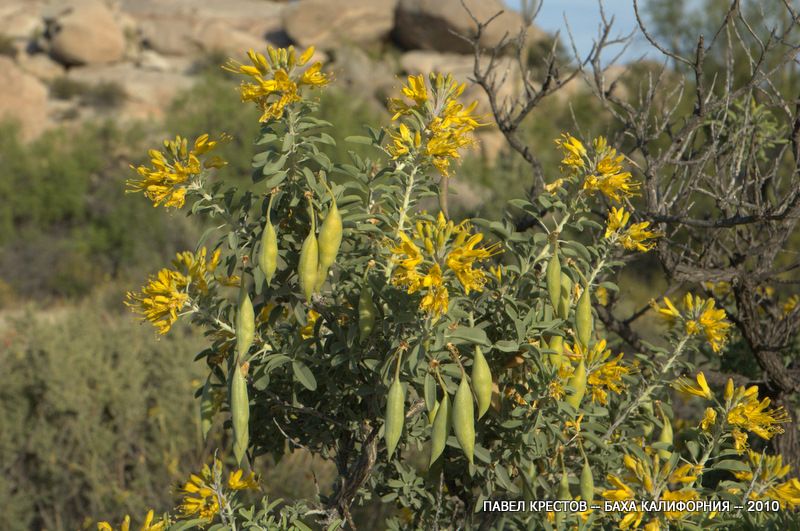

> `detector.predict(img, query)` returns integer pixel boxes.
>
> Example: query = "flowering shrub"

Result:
[112,46,799,529]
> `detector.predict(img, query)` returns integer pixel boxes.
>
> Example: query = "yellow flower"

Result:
[595,286,609,306]
[732,428,748,454]
[673,372,713,399]
[173,247,222,293]
[555,133,587,171]
[125,269,189,334]
[544,178,565,194]
[98,510,165,531]
[735,451,791,483]
[605,206,631,237]
[127,134,227,209]
[602,474,636,501]
[669,463,702,484]
[651,294,731,352]
[727,386,789,440]
[661,489,700,520]
[300,309,320,339]
[768,478,800,510]
[585,340,631,405]
[699,407,717,432]
[390,213,499,317]
[228,469,259,491]
[782,294,799,315]
[179,462,221,521]
[224,45,328,122]
[386,73,482,176]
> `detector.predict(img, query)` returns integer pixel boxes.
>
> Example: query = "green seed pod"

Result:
[471,346,492,419]
[358,284,377,342]
[258,219,278,286]
[566,360,587,410]
[315,194,343,290]
[235,278,255,358]
[230,363,249,466]
[548,335,564,369]
[580,457,594,502]
[558,469,571,500]
[199,377,215,441]
[522,462,538,501]
[452,374,475,464]
[558,272,572,319]
[546,252,561,314]
[575,285,593,349]
[641,400,655,437]
[298,229,319,303]
[428,399,440,425]
[657,404,673,460]
[429,391,450,466]
[384,374,405,459]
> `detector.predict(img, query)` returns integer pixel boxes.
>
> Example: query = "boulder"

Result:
[283,0,397,49]
[330,46,396,103]
[395,0,543,53]
[16,53,66,82]
[0,1,45,42]
[0,57,50,140]
[48,0,126,65]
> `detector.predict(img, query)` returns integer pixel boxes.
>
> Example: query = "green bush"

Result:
[0,290,206,531]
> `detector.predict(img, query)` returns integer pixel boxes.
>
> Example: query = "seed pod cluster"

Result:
[452,373,475,464]
[384,371,405,458]
[641,400,655,437]
[258,194,279,285]
[566,359,587,410]
[230,362,249,466]
[358,284,377,342]
[575,284,593,349]
[471,346,492,419]
[298,221,319,303]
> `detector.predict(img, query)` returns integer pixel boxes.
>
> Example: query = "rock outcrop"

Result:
[47,0,126,66]
[0,57,50,140]
[283,0,397,49]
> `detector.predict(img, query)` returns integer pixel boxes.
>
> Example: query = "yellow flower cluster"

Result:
[579,340,632,405]
[734,451,800,509]
[725,379,789,442]
[178,460,259,522]
[673,372,713,400]
[555,134,640,202]
[651,294,731,352]
[127,134,227,209]
[125,247,221,334]
[605,207,661,252]
[224,45,328,122]
[602,451,701,529]
[97,510,165,531]
[389,213,500,317]
[387,73,482,176]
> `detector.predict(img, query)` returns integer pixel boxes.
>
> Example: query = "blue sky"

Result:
[504,0,700,63]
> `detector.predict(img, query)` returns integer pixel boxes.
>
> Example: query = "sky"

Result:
[504,0,701,64]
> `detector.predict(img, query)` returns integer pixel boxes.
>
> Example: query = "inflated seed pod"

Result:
[566,359,587,410]
[429,391,450,466]
[575,285,593,349]
[358,284,377,342]
[315,184,343,290]
[580,457,594,502]
[657,405,673,460]
[558,272,573,319]
[546,252,561,314]
[258,195,279,286]
[298,227,319,303]
[199,376,215,441]
[471,346,492,420]
[558,469,571,500]
[452,374,475,464]
[235,277,255,358]
[384,374,405,459]
[548,336,564,369]
[230,363,249,466]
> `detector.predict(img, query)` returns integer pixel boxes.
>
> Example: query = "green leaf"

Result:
[712,459,751,472]
[446,326,490,347]
[292,361,317,391]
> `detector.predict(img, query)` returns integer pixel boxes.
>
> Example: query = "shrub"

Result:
[110,45,799,530]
